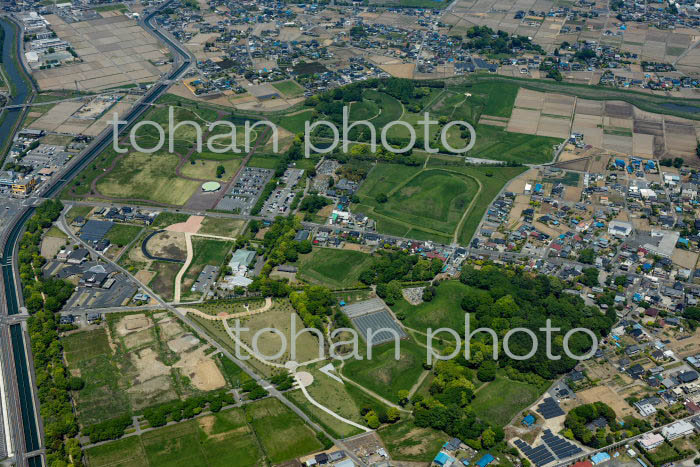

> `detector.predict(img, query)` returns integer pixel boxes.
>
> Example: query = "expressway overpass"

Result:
[0,2,194,465]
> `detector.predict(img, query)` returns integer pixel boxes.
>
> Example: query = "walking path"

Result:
[179,297,273,321]
[173,232,193,303]
[294,373,371,433]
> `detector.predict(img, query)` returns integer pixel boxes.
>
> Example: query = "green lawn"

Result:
[394,280,472,332]
[297,248,375,289]
[470,124,561,164]
[349,100,380,120]
[105,223,144,248]
[342,337,426,404]
[247,152,282,169]
[271,80,305,98]
[378,419,446,462]
[469,81,520,118]
[352,159,525,245]
[183,238,232,294]
[472,371,546,426]
[245,398,323,464]
[275,109,314,135]
[86,408,265,467]
[198,217,246,237]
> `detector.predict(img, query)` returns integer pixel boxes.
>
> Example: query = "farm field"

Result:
[342,337,426,404]
[86,405,271,467]
[271,80,305,98]
[245,398,323,464]
[296,248,375,289]
[378,419,446,462]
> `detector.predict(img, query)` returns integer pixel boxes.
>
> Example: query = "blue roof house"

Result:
[434,452,455,466]
[476,454,495,467]
[523,414,535,426]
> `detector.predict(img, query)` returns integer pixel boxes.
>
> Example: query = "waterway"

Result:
[0,17,31,148]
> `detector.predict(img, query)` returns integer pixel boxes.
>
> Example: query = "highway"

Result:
[0,2,193,465]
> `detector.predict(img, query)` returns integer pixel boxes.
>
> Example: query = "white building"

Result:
[661,420,694,440]
[635,402,656,417]
[638,432,664,451]
[608,220,632,237]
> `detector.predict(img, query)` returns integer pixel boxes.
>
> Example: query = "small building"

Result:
[522,414,535,427]
[591,452,611,465]
[434,452,456,466]
[475,454,494,467]
[638,432,664,451]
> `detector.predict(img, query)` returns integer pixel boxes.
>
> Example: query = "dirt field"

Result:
[173,346,226,391]
[115,313,151,336]
[41,236,66,259]
[147,231,187,260]
[577,385,634,417]
[166,215,203,234]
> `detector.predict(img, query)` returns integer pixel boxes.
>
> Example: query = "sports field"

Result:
[297,248,375,289]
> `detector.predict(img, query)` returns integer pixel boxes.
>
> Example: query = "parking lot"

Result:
[261,168,304,217]
[215,167,273,214]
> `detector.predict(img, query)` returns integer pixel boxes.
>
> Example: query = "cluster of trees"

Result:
[290,285,335,330]
[463,26,544,56]
[143,391,236,428]
[241,380,269,400]
[299,194,331,214]
[83,415,133,444]
[362,405,400,429]
[359,250,444,285]
[19,201,84,466]
[642,440,694,467]
[270,372,295,391]
[660,157,684,169]
[564,402,616,447]
[459,265,617,379]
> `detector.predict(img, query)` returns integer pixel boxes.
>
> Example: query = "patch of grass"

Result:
[274,109,313,135]
[470,81,519,118]
[94,2,128,12]
[151,212,190,229]
[297,248,375,289]
[149,261,181,302]
[61,328,131,426]
[470,125,561,164]
[342,337,426,403]
[199,217,245,237]
[65,205,93,224]
[471,371,546,425]
[184,237,232,285]
[393,280,471,332]
[215,354,251,387]
[247,152,282,169]
[349,100,380,120]
[45,225,67,239]
[246,398,323,464]
[105,223,144,248]
[271,80,305,98]
[85,436,148,467]
[378,418,445,462]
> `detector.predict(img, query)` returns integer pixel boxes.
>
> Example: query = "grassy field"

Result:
[245,398,323,464]
[472,371,547,425]
[297,248,375,289]
[198,217,246,237]
[393,280,472,332]
[86,407,265,467]
[470,125,561,165]
[62,328,131,426]
[353,162,513,244]
[274,109,314,135]
[105,223,144,248]
[378,419,446,462]
[247,152,282,169]
[349,100,380,120]
[342,337,426,404]
[469,81,520,118]
[272,80,305,98]
[284,361,381,439]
